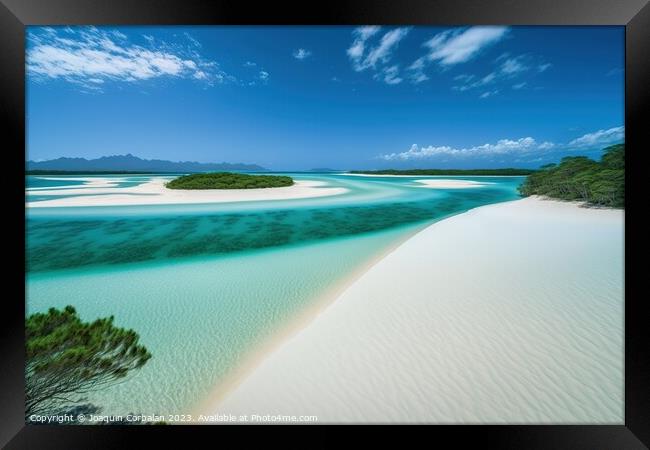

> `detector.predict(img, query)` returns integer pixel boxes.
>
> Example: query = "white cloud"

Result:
[538,63,552,72]
[293,48,312,60]
[381,137,541,161]
[424,26,508,66]
[184,32,202,48]
[244,61,257,67]
[569,126,624,148]
[452,71,496,91]
[347,26,409,72]
[410,72,429,84]
[347,26,381,67]
[406,26,508,85]
[379,65,403,85]
[379,126,623,161]
[259,70,269,80]
[500,56,528,74]
[454,73,475,82]
[27,27,226,90]
[479,89,498,98]
[364,28,410,68]
[406,57,429,83]
[408,57,425,71]
[480,72,497,84]
[452,54,547,93]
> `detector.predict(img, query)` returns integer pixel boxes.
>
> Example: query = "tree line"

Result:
[518,144,624,208]
[350,168,535,176]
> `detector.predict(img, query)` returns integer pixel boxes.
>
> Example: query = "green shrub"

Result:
[166,172,294,190]
[518,144,624,208]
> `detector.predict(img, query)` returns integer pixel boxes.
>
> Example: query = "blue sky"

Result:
[26,26,624,170]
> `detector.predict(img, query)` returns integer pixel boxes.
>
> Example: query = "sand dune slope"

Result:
[208,197,624,423]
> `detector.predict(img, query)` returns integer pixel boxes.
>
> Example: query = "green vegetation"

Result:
[350,168,535,176]
[518,144,624,208]
[26,306,151,419]
[166,172,294,189]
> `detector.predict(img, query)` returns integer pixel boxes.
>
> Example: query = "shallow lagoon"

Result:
[26,173,524,416]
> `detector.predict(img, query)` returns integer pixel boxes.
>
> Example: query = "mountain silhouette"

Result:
[26,154,267,172]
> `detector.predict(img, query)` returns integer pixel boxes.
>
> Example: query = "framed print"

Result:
[1,0,648,447]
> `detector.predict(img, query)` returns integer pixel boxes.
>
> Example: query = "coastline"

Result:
[414,179,492,188]
[189,221,433,417]
[200,196,624,423]
[341,173,525,178]
[27,178,347,207]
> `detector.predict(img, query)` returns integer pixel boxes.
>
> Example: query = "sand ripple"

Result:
[210,197,624,423]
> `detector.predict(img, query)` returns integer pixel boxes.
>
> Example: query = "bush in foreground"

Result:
[26,306,151,420]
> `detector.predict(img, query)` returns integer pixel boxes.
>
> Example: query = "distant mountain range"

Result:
[26,154,267,172]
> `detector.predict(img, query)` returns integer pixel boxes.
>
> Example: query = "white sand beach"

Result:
[27,178,347,207]
[27,177,122,190]
[203,197,624,424]
[414,179,491,188]
[341,173,438,178]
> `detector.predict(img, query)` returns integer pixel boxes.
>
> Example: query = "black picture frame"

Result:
[2,0,647,447]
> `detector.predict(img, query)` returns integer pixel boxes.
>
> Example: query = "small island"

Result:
[166,172,294,190]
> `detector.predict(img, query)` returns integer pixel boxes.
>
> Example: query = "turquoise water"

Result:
[27,177,87,189]
[26,173,524,417]
[26,174,156,189]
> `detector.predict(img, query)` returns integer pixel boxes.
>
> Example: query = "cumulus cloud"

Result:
[538,141,556,150]
[378,126,623,161]
[293,48,312,60]
[569,126,624,148]
[258,70,269,80]
[27,26,226,90]
[381,137,542,161]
